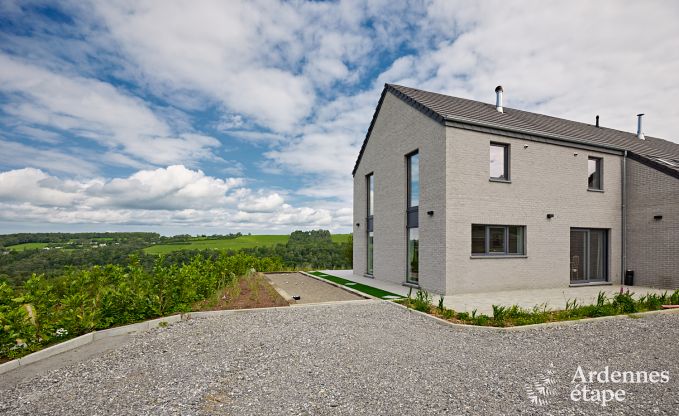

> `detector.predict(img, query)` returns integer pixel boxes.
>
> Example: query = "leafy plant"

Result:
[412,289,432,312]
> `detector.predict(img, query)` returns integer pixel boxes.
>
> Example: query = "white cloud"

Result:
[0,53,221,167]
[0,139,98,175]
[0,166,350,230]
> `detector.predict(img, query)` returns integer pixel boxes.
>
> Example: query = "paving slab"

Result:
[322,271,672,314]
[265,272,364,304]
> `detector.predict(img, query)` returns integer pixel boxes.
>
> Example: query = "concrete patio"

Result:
[321,270,671,315]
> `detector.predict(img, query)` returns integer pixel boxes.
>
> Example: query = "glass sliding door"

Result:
[570,228,607,283]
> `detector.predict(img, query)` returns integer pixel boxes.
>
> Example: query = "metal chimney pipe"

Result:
[595,115,600,127]
[495,85,503,113]
[637,113,645,140]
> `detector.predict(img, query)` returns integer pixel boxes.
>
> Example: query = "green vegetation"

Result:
[399,289,679,327]
[144,234,290,254]
[144,233,350,254]
[6,243,49,251]
[0,230,352,286]
[0,252,285,361]
[308,271,404,300]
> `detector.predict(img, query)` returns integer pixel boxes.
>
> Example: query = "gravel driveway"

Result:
[1,301,677,415]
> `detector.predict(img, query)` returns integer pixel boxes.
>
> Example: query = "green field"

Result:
[143,234,351,255]
[6,242,50,251]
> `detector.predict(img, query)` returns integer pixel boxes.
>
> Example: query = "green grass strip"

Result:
[308,271,404,300]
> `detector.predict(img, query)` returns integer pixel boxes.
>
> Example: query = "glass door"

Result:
[570,228,607,283]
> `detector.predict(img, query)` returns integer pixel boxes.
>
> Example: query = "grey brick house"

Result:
[352,84,679,294]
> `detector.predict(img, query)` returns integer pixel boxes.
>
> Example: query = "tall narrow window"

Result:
[407,228,419,283]
[588,157,602,190]
[366,173,374,275]
[407,152,419,208]
[490,143,509,180]
[406,152,419,283]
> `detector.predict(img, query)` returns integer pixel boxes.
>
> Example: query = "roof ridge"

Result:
[387,83,674,143]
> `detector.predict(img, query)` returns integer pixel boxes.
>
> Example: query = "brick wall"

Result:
[445,127,623,293]
[625,159,679,289]
[353,91,447,294]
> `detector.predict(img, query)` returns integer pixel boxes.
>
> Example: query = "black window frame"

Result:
[489,142,510,182]
[471,224,526,256]
[588,156,603,191]
[406,150,419,229]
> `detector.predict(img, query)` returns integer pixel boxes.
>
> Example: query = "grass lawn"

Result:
[144,234,351,254]
[308,271,404,300]
[6,242,49,251]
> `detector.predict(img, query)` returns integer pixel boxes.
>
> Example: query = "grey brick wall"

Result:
[353,91,447,294]
[625,159,679,289]
[445,127,623,293]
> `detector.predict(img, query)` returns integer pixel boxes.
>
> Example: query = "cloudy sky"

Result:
[1,1,678,235]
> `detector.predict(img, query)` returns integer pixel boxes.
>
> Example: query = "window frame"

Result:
[366,173,374,276]
[489,142,510,182]
[471,224,526,257]
[587,156,603,191]
[406,150,419,208]
[366,173,374,217]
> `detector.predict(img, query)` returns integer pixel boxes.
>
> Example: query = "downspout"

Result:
[621,150,627,285]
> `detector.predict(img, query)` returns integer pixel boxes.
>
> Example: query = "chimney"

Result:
[495,85,503,113]
[637,113,645,140]
[595,115,600,127]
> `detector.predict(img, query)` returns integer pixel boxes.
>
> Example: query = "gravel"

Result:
[1,301,677,415]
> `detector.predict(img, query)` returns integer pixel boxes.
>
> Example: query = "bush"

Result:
[1,252,284,360]
[412,290,432,312]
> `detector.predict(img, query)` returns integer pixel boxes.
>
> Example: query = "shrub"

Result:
[412,289,432,312]
[1,251,284,360]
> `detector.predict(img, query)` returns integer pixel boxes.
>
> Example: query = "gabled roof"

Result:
[352,84,679,178]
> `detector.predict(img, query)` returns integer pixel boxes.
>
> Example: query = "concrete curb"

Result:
[182,299,378,319]
[387,300,679,332]
[299,271,375,300]
[0,314,182,375]
[262,275,296,304]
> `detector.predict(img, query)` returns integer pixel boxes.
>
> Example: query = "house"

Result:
[352,84,679,294]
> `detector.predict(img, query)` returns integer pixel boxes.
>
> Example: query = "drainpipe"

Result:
[621,150,627,285]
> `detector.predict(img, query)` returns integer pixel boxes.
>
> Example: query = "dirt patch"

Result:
[193,273,289,311]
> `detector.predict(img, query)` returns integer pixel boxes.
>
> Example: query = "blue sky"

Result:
[1,1,678,235]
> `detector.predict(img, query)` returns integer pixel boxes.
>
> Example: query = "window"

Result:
[407,152,419,208]
[406,152,419,283]
[367,173,374,216]
[471,225,525,256]
[366,174,374,275]
[367,231,374,275]
[490,143,509,180]
[407,228,419,283]
[588,157,602,190]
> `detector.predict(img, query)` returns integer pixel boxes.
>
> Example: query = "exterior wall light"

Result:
[427,210,434,216]
[546,213,555,219]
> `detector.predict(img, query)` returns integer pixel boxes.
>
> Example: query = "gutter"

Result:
[621,150,627,284]
[443,116,625,155]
